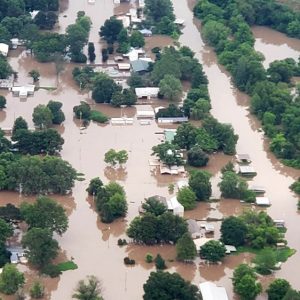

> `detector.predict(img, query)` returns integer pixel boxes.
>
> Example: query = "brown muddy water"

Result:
[252,26,300,68]
[0,0,299,299]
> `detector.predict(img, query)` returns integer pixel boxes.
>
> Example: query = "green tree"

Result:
[0,55,13,79]
[22,228,59,268]
[173,123,198,150]
[86,177,103,196]
[0,217,13,243]
[200,240,226,263]
[144,0,175,22]
[104,149,118,166]
[267,279,291,300]
[0,95,6,109]
[30,281,45,299]
[159,74,182,101]
[143,271,200,300]
[142,197,167,216]
[202,20,230,48]
[176,233,197,261]
[99,17,123,44]
[283,289,300,300]
[47,100,65,125]
[12,116,28,137]
[20,196,68,235]
[32,104,53,129]
[187,145,209,167]
[177,187,196,210]
[130,31,145,48]
[34,11,58,30]
[155,254,166,270]
[233,264,262,300]
[88,42,96,62]
[220,216,247,247]
[72,275,103,300]
[73,101,91,120]
[116,150,128,165]
[92,73,121,103]
[28,69,40,82]
[152,142,183,166]
[0,264,24,295]
[188,170,212,201]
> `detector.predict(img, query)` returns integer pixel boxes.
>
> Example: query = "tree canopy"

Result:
[176,233,197,261]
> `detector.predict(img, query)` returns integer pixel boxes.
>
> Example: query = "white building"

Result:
[11,85,35,98]
[136,110,155,119]
[0,43,9,56]
[167,196,184,217]
[199,282,229,300]
[135,87,159,99]
[256,197,271,206]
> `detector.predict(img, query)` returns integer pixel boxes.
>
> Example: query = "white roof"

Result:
[225,245,237,253]
[0,43,9,56]
[177,180,189,189]
[239,165,256,174]
[116,16,130,28]
[138,0,145,7]
[199,282,229,300]
[204,224,215,231]
[193,238,213,251]
[135,87,159,98]
[154,106,165,114]
[30,10,39,19]
[117,63,131,70]
[124,48,145,62]
[175,18,185,25]
[136,110,155,117]
[167,196,184,211]
[250,185,265,192]
[256,197,270,206]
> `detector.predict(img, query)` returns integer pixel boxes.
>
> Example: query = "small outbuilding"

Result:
[157,117,188,124]
[187,219,201,239]
[274,219,285,228]
[139,29,152,37]
[117,63,131,71]
[256,196,271,206]
[201,223,215,233]
[236,153,251,164]
[225,245,237,254]
[0,43,9,56]
[167,196,184,217]
[135,87,159,99]
[11,85,35,98]
[199,282,229,300]
[131,59,150,72]
[239,165,256,176]
[174,19,185,26]
[249,185,266,194]
[136,109,155,119]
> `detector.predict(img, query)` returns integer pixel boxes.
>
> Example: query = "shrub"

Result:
[41,264,62,278]
[124,257,135,265]
[30,281,44,299]
[145,253,153,263]
[155,254,166,270]
[0,96,6,109]
[117,239,127,246]
[90,110,109,123]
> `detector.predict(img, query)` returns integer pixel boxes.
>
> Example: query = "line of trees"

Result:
[193,0,300,174]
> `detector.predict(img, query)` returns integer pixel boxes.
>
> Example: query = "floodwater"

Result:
[252,26,300,68]
[0,0,299,299]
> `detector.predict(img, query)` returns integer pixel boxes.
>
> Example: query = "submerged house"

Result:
[187,219,201,239]
[135,87,159,99]
[0,43,9,56]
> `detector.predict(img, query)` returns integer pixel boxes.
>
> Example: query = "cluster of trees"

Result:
[220,211,282,248]
[152,142,183,166]
[144,0,178,36]
[73,101,108,124]
[127,197,187,245]
[99,17,145,55]
[200,240,226,263]
[194,0,300,170]
[267,279,300,300]
[143,271,200,300]
[104,149,128,167]
[87,178,127,223]
[0,152,78,194]
[218,162,256,202]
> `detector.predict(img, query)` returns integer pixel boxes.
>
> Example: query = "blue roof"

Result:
[131,60,150,72]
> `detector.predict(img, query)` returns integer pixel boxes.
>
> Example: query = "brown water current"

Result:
[0,0,299,299]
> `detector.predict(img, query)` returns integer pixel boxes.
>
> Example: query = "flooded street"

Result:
[0,0,299,299]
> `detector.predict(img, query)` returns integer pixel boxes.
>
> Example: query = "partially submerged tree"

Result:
[0,264,24,295]
[72,275,103,300]
[176,233,197,261]
[200,240,226,263]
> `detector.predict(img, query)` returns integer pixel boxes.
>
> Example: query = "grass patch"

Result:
[57,261,78,272]
[90,110,109,123]
[236,246,296,262]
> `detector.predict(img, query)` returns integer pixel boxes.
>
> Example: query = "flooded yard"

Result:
[0,0,299,299]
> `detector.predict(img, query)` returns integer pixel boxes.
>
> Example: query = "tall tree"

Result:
[72,275,103,300]
[20,196,68,235]
[32,104,53,129]
[176,233,197,261]
[0,264,24,295]
[188,170,212,200]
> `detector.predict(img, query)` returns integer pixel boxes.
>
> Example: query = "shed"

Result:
[167,196,184,217]
[160,164,185,175]
[157,117,188,124]
[140,120,151,125]
[274,219,285,228]
[177,180,189,190]
[199,282,229,300]
[187,219,201,239]
[114,55,124,62]
[225,245,237,254]
[117,63,131,71]
[10,38,20,49]
[164,129,177,143]
[10,253,18,264]
[131,59,149,72]
[239,165,256,176]
[136,110,155,119]
[249,185,265,194]
[138,0,145,8]
[139,29,152,37]
[236,153,251,164]
[174,19,185,26]
[0,43,9,56]
[135,87,159,99]
[256,197,271,206]
[110,117,134,125]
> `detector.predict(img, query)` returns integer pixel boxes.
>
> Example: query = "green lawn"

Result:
[57,261,78,272]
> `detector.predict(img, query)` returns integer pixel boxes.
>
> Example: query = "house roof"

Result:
[187,219,200,234]
[131,59,149,72]
[167,196,184,211]
[199,282,229,300]
[135,87,159,98]
[177,180,188,190]
[164,129,177,143]
[193,238,212,251]
[239,165,256,174]
[139,29,152,35]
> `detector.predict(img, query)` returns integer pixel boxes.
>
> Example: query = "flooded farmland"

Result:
[0,0,299,299]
